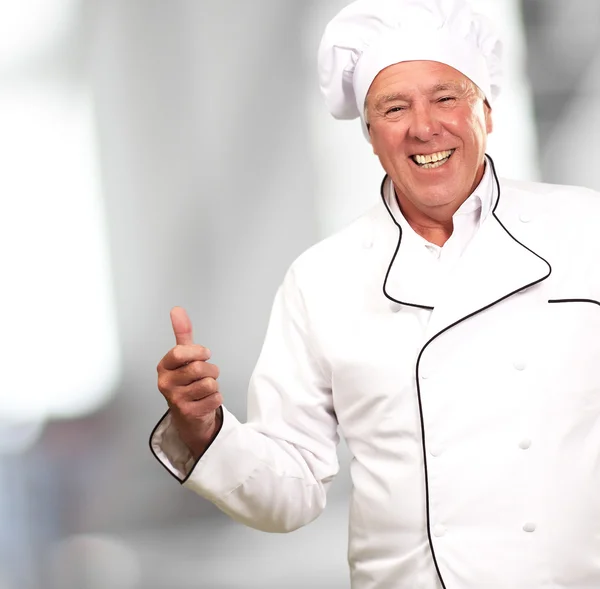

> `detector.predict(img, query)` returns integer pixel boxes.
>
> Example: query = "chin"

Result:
[419,193,455,208]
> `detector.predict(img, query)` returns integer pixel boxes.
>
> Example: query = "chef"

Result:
[150,0,600,587]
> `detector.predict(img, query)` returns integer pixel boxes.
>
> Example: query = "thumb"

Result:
[170,306,194,346]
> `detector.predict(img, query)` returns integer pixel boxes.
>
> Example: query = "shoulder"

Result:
[280,199,389,300]
[292,202,384,272]
[496,177,600,256]
[499,177,600,207]
[497,177,600,230]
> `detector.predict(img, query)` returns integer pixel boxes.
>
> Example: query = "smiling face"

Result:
[366,60,493,221]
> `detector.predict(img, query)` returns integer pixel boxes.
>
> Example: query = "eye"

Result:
[438,96,456,103]
[385,106,406,115]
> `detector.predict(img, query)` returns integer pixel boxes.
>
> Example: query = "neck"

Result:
[398,203,454,246]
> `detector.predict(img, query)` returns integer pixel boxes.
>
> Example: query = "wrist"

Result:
[190,407,223,460]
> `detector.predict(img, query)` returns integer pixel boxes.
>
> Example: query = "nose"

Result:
[408,103,441,142]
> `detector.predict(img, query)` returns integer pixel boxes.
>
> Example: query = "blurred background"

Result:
[1,0,599,587]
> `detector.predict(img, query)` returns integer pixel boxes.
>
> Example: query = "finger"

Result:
[170,306,194,346]
[158,363,217,396]
[171,391,224,421]
[160,344,211,371]
[170,360,220,387]
[164,377,220,406]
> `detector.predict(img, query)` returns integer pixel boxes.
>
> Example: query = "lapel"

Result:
[422,207,551,340]
[380,177,439,310]
[383,223,438,309]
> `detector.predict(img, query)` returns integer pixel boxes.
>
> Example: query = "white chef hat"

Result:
[318,0,502,133]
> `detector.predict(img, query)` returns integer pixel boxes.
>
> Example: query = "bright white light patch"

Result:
[0,0,120,422]
[0,0,77,71]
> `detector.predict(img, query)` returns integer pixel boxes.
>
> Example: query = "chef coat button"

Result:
[513,360,527,371]
[363,238,373,249]
[519,212,533,223]
[429,446,442,457]
[433,524,447,538]
[523,522,536,533]
[519,438,532,450]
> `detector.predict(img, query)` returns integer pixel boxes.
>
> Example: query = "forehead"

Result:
[367,60,473,101]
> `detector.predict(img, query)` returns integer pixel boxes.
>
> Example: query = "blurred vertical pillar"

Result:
[521,0,600,189]
[0,0,121,423]
[469,0,540,180]
[86,0,320,530]
[0,1,120,587]
[304,0,387,238]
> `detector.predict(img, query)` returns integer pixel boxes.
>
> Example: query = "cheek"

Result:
[439,111,469,135]
[452,118,488,154]
[466,106,490,144]
[469,117,489,150]
[441,105,488,142]
[370,126,407,161]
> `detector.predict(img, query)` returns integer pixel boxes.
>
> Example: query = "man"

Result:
[150,1,600,587]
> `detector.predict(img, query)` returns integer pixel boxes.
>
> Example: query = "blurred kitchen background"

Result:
[1,0,599,587]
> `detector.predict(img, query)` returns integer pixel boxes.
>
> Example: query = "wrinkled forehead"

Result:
[366,60,480,104]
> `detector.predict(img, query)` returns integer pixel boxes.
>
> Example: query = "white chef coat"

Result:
[151,156,600,589]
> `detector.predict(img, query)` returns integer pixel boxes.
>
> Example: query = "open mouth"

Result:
[410,149,455,169]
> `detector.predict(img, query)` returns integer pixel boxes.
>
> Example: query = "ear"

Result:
[368,129,378,155]
[484,101,493,134]
[367,123,379,155]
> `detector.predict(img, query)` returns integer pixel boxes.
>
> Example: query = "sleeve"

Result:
[149,263,340,533]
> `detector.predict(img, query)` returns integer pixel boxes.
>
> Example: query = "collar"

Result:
[379,155,552,338]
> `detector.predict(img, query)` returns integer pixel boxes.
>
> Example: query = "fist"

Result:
[157,306,223,458]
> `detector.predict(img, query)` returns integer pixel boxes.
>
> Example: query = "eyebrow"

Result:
[373,81,467,108]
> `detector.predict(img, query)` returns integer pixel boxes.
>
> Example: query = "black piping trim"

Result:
[379,174,435,311]
[396,154,552,588]
[148,406,224,485]
[548,298,600,307]
[149,410,182,483]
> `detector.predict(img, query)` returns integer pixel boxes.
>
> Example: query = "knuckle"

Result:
[189,360,206,379]
[171,345,186,365]
[157,374,171,395]
[203,377,219,395]
[195,344,208,356]
[169,390,191,412]
[206,392,223,411]
[188,377,215,398]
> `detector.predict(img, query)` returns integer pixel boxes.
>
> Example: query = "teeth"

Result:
[422,159,447,169]
[413,149,454,165]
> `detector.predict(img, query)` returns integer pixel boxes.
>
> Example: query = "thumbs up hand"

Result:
[157,307,223,459]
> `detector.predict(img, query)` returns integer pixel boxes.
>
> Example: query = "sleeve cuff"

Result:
[149,406,226,482]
